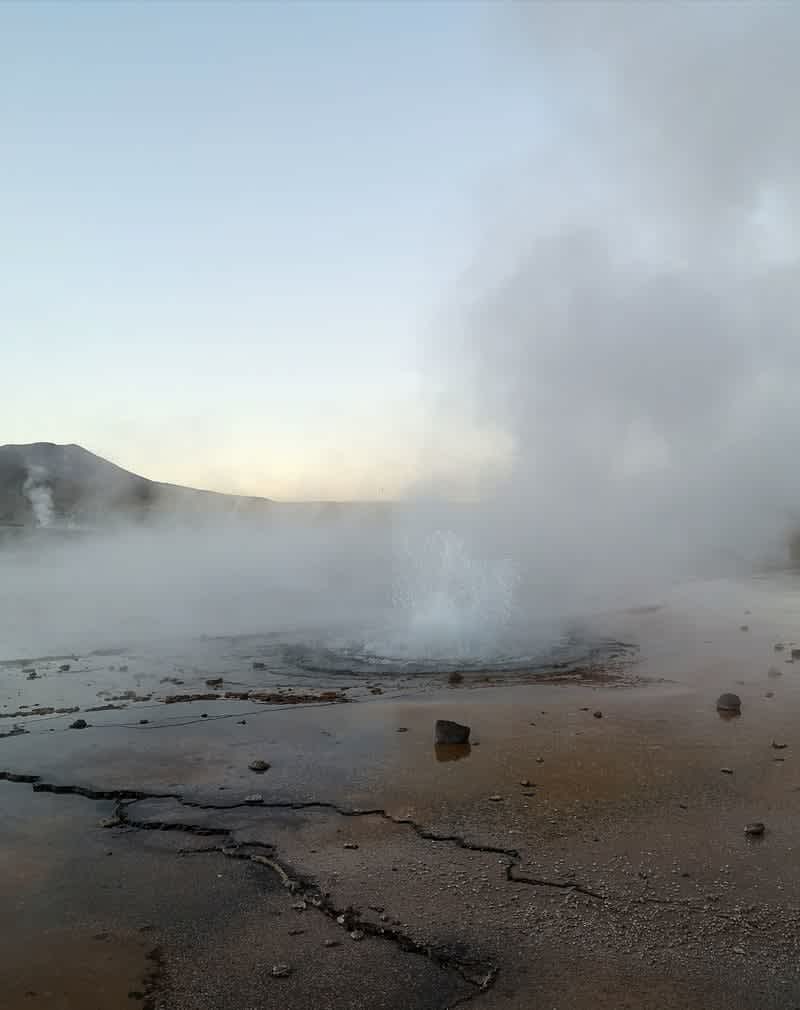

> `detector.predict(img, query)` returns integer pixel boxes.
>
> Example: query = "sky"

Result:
[1,0,546,500]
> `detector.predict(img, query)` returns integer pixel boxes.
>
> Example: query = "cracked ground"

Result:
[2,590,800,1008]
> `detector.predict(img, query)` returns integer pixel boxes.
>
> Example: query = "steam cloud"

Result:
[440,2,800,608]
[23,466,54,528]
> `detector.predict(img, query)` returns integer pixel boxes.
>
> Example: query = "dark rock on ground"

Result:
[69,718,88,730]
[745,822,765,837]
[248,759,270,773]
[716,692,742,712]
[252,661,266,671]
[448,671,463,685]
[593,710,603,719]
[435,719,470,745]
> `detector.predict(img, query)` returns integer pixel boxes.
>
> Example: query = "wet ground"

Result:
[2,574,800,1007]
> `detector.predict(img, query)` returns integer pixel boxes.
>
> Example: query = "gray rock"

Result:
[69,718,88,729]
[448,671,463,685]
[252,661,266,671]
[593,710,603,719]
[24,669,37,680]
[774,643,785,651]
[248,759,270,773]
[244,793,264,804]
[271,964,292,978]
[793,648,800,661]
[343,842,359,850]
[59,664,71,672]
[349,930,365,941]
[716,692,741,712]
[744,822,765,837]
[771,740,788,750]
[324,939,340,948]
[435,719,470,745]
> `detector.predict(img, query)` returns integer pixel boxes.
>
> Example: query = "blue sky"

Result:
[2,1,547,499]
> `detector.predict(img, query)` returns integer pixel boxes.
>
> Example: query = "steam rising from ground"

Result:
[4,5,800,661]
[433,2,800,608]
[23,467,54,528]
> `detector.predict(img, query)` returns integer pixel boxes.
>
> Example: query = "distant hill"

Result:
[0,442,276,527]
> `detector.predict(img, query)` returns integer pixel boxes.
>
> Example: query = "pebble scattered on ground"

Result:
[248,759,270,773]
[435,719,470,745]
[745,822,765,837]
[69,718,88,730]
[716,692,741,713]
[271,964,292,978]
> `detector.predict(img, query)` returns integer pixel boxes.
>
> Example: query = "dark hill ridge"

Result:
[0,442,274,526]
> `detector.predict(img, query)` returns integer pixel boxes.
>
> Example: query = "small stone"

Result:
[336,914,347,925]
[139,719,149,724]
[324,939,340,948]
[59,664,71,672]
[379,913,390,922]
[792,648,800,661]
[349,930,365,941]
[733,945,746,955]
[25,669,37,680]
[774,643,785,652]
[396,727,408,733]
[271,963,292,978]
[292,901,307,911]
[740,625,749,632]
[716,693,741,713]
[520,779,533,788]
[765,691,774,698]
[205,677,223,687]
[252,661,266,671]
[435,719,470,745]
[772,740,788,750]
[448,671,463,685]
[244,793,264,804]
[593,710,603,719]
[288,928,305,936]
[720,767,734,775]
[201,713,208,718]
[744,822,765,837]
[100,817,121,828]
[536,756,544,764]
[343,842,359,850]
[118,665,129,673]
[248,759,270,773]
[488,794,503,802]
[69,718,88,730]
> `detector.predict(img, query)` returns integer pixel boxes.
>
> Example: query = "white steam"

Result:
[435,2,800,608]
[23,466,54,528]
